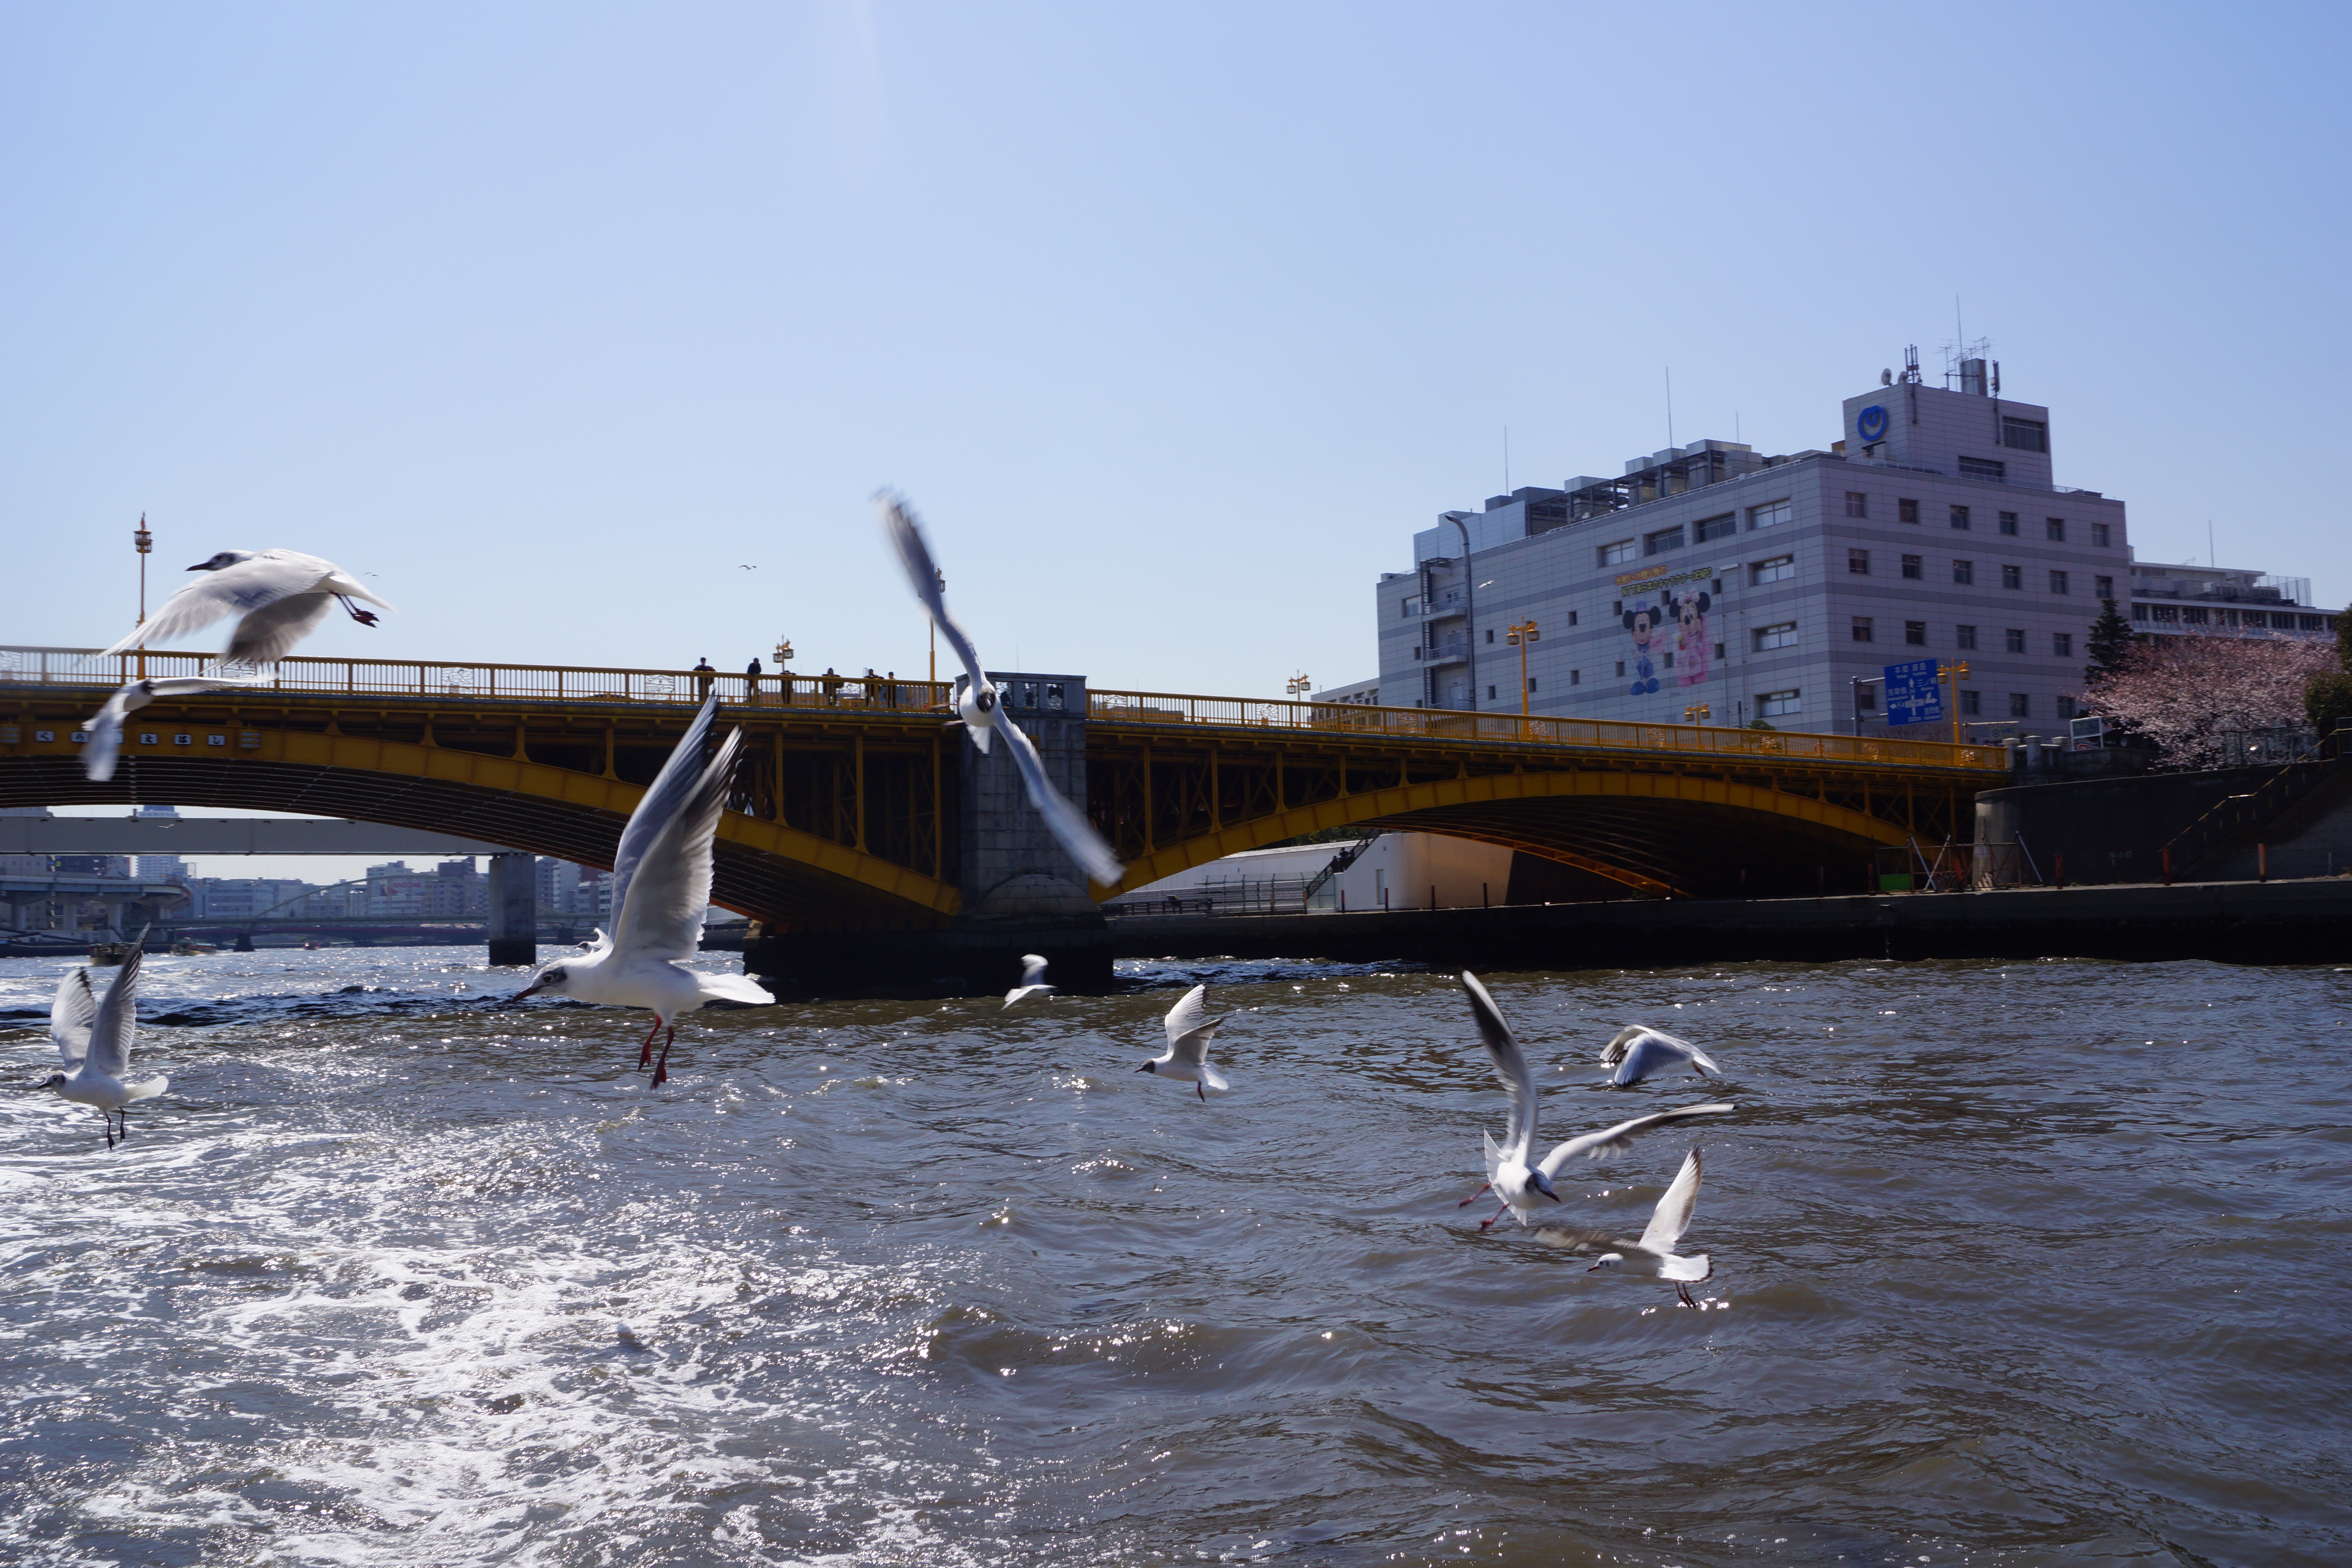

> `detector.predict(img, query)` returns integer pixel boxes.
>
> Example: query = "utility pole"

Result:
[1505,619,1539,723]
[1940,660,1971,744]
[132,514,152,678]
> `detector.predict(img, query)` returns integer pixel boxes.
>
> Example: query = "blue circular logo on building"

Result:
[1857,404,1888,442]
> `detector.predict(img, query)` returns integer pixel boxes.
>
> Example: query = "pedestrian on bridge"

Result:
[691,657,715,700]
[744,657,763,704]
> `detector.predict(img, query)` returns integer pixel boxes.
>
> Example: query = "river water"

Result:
[0,947,2345,1567]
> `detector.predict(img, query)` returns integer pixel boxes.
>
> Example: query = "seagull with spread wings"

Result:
[1599,1025,1726,1087]
[877,492,1123,887]
[513,693,774,1084]
[1456,971,1734,1230]
[1535,1146,1717,1307]
[98,548,393,666]
[1003,954,1054,1009]
[34,942,168,1149]
[1137,984,1230,1100]
[82,675,267,781]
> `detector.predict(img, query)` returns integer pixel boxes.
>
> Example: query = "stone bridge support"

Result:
[486,851,537,967]
[744,673,1110,996]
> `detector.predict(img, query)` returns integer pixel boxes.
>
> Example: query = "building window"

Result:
[2005,628,2027,653]
[2152,604,2180,624]
[2002,564,2023,590]
[2053,632,2074,657]
[1568,610,1579,626]
[1661,650,1674,669]
[1402,597,1420,617]
[1528,678,1537,692]
[2009,692,2031,718]
[2183,605,2209,625]
[2002,416,2048,452]
[2302,615,2327,632]
[1851,617,1874,643]
[1695,512,1736,543]
[1998,511,2020,536]
[1713,642,1726,659]
[1759,689,1802,718]
[1950,505,1971,530]
[1570,670,1580,685]
[1615,661,1626,677]
[2131,603,2151,622]
[1751,554,1795,585]
[1960,689,1981,716]
[1486,684,1495,699]
[1485,628,1494,643]
[1952,559,1975,585]
[1905,621,1927,646]
[1901,554,1923,579]
[1956,624,1978,649]
[1959,456,2007,482]
[1899,497,1920,523]
[2045,517,2067,542]
[2095,575,2114,599]
[1848,549,1871,575]
[2092,521,2111,547]
[1749,499,1792,530]
[1645,525,1686,555]
[1844,491,1869,518]
[2057,695,2079,719]
[1857,685,1877,710]
[2049,570,2070,595]
[1600,539,1637,566]
[1755,622,1798,652]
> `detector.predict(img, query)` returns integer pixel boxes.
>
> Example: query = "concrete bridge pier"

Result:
[744,673,1111,997]
[486,852,537,967]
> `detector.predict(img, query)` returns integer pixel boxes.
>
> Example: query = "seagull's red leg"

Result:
[1456,1181,1492,1209]
[637,1016,663,1069]
[1478,1199,1510,1231]
[1676,1283,1697,1309]
[1196,1081,1205,1101]
[652,1025,677,1087]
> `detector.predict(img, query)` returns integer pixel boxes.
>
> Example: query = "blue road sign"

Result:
[1883,658,1944,726]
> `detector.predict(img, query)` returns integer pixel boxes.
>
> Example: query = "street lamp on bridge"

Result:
[1285,672,1312,699]
[1504,619,1539,717]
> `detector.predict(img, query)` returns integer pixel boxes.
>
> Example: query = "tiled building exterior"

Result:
[1372,366,2308,737]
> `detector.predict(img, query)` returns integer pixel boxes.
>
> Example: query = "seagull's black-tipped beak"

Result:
[185,562,209,571]
[1529,1171,1562,1203]
[513,980,546,1000]
[1136,1062,1153,1074]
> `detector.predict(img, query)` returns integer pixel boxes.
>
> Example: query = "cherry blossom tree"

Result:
[2082,630,2335,769]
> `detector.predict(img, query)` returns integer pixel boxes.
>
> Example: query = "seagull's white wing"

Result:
[1637,1147,1704,1255]
[50,969,96,1069]
[1606,1027,1722,1085]
[222,593,336,665]
[878,492,988,690]
[1018,955,1049,988]
[1537,1102,1736,1180]
[1000,714,1123,886]
[99,550,336,657]
[1163,984,1212,1047]
[608,693,721,923]
[1461,971,1537,1163]
[612,726,744,964]
[83,686,137,783]
[83,944,142,1079]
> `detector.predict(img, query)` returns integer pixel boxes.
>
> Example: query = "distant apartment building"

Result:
[186,877,314,919]
[2127,558,2336,639]
[1374,354,2336,736]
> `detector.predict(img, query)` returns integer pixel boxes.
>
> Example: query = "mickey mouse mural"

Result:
[1665,584,1712,688]
[1622,601,1662,694]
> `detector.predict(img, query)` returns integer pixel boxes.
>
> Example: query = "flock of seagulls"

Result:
[28,501,1737,1305]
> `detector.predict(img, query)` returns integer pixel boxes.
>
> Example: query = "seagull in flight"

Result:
[98,548,394,666]
[1003,954,1054,1009]
[1138,984,1229,1100]
[1457,971,1734,1230]
[513,693,774,1084]
[878,492,1123,887]
[1600,1025,1725,1086]
[34,940,167,1149]
[1539,1146,1716,1307]
[82,675,267,781]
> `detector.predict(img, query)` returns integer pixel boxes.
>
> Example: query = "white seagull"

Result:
[98,548,394,666]
[1600,1025,1725,1087]
[1457,971,1735,1230]
[34,942,167,1149]
[1539,1146,1715,1308]
[1003,954,1054,1009]
[82,675,267,781]
[878,492,1123,887]
[1138,984,1229,1100]
[513,693,774,1083]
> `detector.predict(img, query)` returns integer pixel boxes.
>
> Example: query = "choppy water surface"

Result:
[0,948,2346,1567]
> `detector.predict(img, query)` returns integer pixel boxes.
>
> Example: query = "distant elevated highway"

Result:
[0,814,514,858]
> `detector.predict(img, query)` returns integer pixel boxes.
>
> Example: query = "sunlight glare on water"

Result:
[1,947,2347,1566]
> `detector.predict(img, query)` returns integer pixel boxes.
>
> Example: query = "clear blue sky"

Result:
[7,1,2348,714]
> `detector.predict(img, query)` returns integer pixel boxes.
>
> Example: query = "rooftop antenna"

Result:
[1665,366,1675,450]
[1503,424,1510,492]
[2209,519,2216,571]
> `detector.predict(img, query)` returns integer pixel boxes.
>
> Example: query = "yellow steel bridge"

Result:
[1,647,2009,927]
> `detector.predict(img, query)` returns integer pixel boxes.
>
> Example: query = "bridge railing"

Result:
[0,646,956,712]
[1085,687,2005,771]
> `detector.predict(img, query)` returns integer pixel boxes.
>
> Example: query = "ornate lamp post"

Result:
[1940,659,1970,744]
[1504,619,1539,719]
[1285,672,1312,699]
[132,514,152,676]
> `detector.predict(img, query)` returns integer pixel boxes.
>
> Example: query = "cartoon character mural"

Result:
[1666,584,1712,688]
[1622,601,1661,694]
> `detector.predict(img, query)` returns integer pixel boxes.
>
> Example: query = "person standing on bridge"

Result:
[744,656,762,704]
[691,657,715,700]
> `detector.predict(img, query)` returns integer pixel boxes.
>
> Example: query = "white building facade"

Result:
[1370,360,2323,737]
